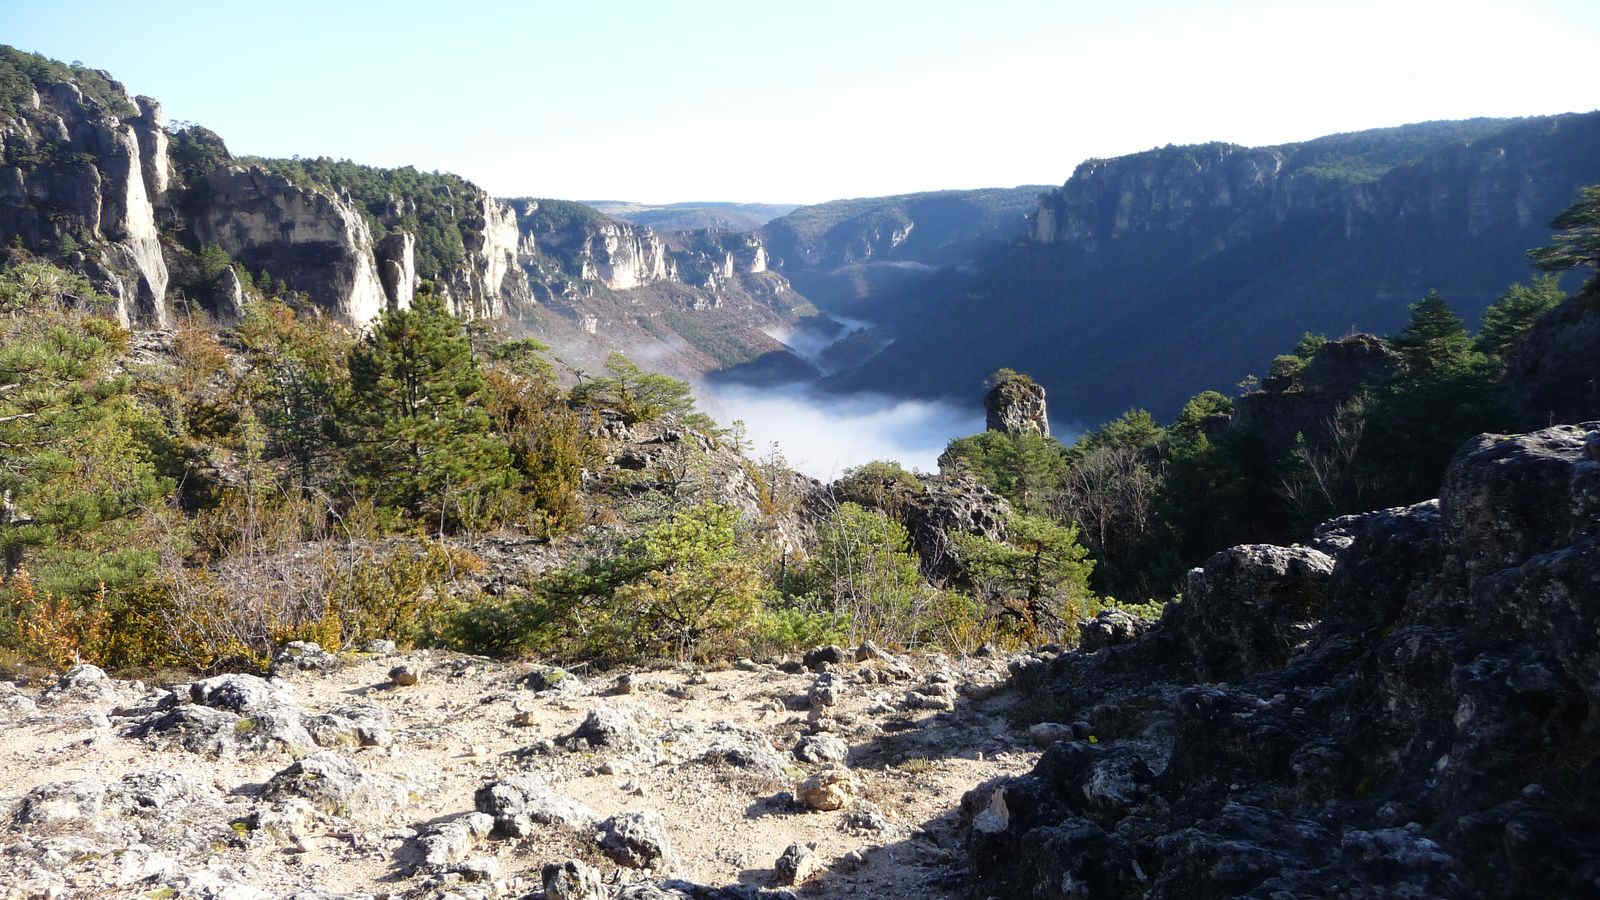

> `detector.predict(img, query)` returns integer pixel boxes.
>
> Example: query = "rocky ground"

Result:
[962,423,1600,899]
[0,640,1050,900]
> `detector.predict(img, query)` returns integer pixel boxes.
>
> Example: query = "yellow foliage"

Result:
[322,540,484,649]
[7,570,110,670]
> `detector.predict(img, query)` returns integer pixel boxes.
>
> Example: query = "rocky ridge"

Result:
[962,422,1600,898]
[821,113,1600,423]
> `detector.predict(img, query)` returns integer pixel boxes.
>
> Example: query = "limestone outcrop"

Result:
[965,422,1600,898]
[192,166,388,324]
[983,373,1049,436]
[439,195,531,318]
[0,71,170,325]
[1505,288,1600,428]
[1231,333,1403,461]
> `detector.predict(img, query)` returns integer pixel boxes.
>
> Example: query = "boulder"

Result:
[598,811,677,872]
[0,680,36,718]
[304,704,392,748]
[807,673,842,709]
[543,859,608,900]
[773,842,821,885]
[1170,543,1335,680]
[262,751,406,819]
[411,812,494,870]
[662,719,789,777]
[564,706,650,752]
[40,664,122,706]
[803,645,848,670]
[1505,292,1600,428]
[793,733,849,765]
[1076,608,1152,651]
[1439,423,1600,584]
[273,641,339,674]
[475,775,596,837]
[797,767,859,811]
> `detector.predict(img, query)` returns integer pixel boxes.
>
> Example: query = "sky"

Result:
[6,0,1598,204]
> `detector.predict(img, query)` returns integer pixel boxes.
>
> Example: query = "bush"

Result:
[833,460,924,514]
[321,540,485,650]
[751,604,849,656]
[456,503,762,662]
[808,502,928,646]
[955,513,1097,645]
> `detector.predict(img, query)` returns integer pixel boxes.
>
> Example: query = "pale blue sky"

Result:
[7,0,1597,203]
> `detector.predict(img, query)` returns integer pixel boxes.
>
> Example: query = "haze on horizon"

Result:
[8,0,1598,206]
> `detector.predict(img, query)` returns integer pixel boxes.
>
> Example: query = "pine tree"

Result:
[572,352,701,425]
[1528,184,1600,288]
[956,513,1096,643]
[345,290,513,531]
[1475,275,1566,360]
[0,261,166,594]
[1390,290,1473,374]
[237,302,352,495]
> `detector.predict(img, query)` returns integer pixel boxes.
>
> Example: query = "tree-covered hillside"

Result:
[759,186,1048,312]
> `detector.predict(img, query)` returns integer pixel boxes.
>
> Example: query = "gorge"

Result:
[3,37,1600,900]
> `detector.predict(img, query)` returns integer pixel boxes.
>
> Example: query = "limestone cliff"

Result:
[501,197,815,383]
[825,113,1600,424]
[431,195,531,319]
[1,46,534,328]
[192,166,388,323]
[0,63,170,325]
[509,198,673,291]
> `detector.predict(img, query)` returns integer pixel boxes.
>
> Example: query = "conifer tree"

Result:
[0,261,165,594]
[956,513,1096,642]
[1528,184,1600,288]
[1475,274,1566,360]
[1390,290,1473,374]
[345,289,513,531]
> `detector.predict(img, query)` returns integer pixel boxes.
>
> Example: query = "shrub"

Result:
[459,503,762,662]
[809,502,927,646]
[322,540,485,650]
[955,513,1097,645]
[751,604,849,656]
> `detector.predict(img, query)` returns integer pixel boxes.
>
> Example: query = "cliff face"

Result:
[436,195,530,319]
[509,198,790,307]
[825,114,1600,424]
[0,47,532,328]
[510,199,674,292]
[192,167,389,323]
[500,197,815,383]
[0,72,170,325]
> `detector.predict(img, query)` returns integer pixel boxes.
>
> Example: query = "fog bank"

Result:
[696,382,985,480]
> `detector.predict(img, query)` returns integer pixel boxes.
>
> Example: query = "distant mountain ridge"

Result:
[758,186,1049,313]
[814,113,1600,424]
[584,200,797,233]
